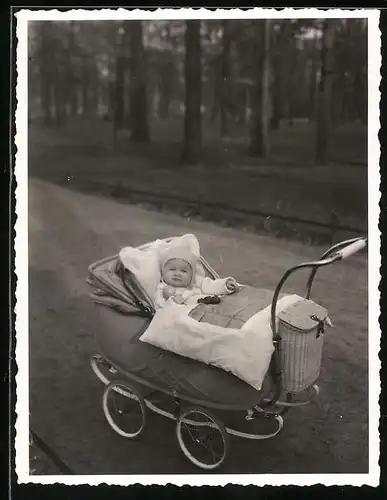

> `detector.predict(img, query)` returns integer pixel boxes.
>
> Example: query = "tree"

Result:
[269,23,282,130]
[113,22,126,130]
[129,21,150,142]
[248,21,264,156]
[66,22,78,117]
[157,59,174,119]
[316,19,336,164]
[114,53,125,129]
[37,22,54,126]
[182,20,202,164]
[220,20,231,137]
[28,17,367,154]
[248,19,271,157]
[208,54,220,123]
[261,19,272,156]
[37,21,70,127]
[332,19,367,124]
[156,23,177,120]
[270,20,290,130]
[52,25,67,126]
[308,34,319,122]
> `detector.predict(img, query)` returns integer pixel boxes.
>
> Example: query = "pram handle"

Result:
[271,236,367,340]
[334,237,367,260]
[305,236,367,300]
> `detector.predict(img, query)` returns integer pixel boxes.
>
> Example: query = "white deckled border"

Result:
[14,7,381,488]
[14,7,377,21]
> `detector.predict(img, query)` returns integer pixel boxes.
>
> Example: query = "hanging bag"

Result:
[278,299,328,393]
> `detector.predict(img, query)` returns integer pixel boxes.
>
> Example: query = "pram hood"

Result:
[87,254,152,314]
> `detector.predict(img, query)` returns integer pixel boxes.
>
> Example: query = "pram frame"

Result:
[89,236,367,470]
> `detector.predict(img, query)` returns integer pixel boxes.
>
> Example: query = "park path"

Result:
[26,177,368,476]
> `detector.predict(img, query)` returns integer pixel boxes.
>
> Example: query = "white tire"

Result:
[176,406,229,470]
[102,381,147,439]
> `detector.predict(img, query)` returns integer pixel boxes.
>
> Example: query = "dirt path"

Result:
[27,178,368,475]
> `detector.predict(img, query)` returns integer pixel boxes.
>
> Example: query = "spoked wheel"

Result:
[102,380,147,439]
[176,406,229,471]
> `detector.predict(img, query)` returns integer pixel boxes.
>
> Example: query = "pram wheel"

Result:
[103,380,147,439]
[176,406,229,470]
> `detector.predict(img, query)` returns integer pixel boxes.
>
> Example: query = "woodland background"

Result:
[28,18,368,243]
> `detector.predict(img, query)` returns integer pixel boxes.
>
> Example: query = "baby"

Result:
[155,246,240,308]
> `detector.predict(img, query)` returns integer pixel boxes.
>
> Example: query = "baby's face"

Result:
[162,258,193,288]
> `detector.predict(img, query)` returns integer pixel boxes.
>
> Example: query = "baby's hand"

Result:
[226,277,239,293]
[173,295,185,305]
[163,287,175,300]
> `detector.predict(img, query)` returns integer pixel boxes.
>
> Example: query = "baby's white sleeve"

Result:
[180,289,190,300]
[199,277,230,295]
[154,283,167,308]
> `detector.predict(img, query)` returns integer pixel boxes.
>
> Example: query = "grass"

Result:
[28,114,368,246]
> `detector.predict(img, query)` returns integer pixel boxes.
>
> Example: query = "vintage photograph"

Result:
[15,9,379,485]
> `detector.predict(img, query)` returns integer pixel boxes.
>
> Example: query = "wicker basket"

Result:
[278,299,328,393]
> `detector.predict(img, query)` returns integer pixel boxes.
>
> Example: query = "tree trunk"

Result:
[158,23,176,120]
[316,19,336,164]
[210,73,219,123]
[69,89,77,117]
[52,48,66,128]
[248,20,268,157]
[113,55,125,129]
[158,61,173,120]
[40,75,52,126]
[286,43,296,126]
[244,85,251,124]
[330,77,340,125]
[129,21,150,143]
[270,75,281,130]
[182,20,202,164]
[208,55,220,123]
[270,21,284,130]
[220,20,231,137]
[66,21,77,118]
[39,22,53,126]
[261,19,272,156]
[353,70,366,124]
[249,55,263,153]
[123,69,131,127]
[234,84,246,124]
[308,35,319,121]
[53,82,65,127]
[276,21,295,127]
[89,84,98,117]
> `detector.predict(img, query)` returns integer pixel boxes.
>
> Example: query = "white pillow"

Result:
[119,246,160,301]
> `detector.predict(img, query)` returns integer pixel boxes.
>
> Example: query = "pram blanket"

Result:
[140,292,302,390]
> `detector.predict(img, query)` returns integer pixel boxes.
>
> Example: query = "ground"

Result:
[27,178,368,476]
[28,118,368,245]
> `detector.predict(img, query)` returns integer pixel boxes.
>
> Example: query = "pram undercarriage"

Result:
[90,352,320,470]
[87,236,366,470]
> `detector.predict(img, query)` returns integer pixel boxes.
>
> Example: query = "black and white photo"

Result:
[14,8,380,487]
